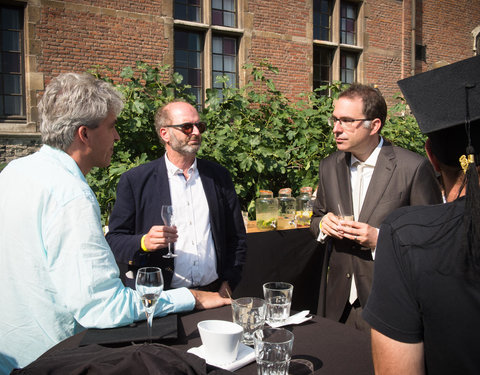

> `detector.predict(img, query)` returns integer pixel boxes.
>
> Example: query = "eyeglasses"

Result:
[327,116,372,129]
[164,121,207,135]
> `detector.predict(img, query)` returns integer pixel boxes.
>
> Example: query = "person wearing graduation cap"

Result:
[363,55,480,374]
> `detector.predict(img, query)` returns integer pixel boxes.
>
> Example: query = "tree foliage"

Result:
[86,61,426,224]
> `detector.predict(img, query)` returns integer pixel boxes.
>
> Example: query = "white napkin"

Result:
[188,342,256,371]
[267,310,312,328]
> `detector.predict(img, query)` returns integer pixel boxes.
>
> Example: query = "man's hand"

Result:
[319,212,346,239]
[218,281,232,299]
[339,219,378,249]
[190,290,232,310]
[143,225,178,251]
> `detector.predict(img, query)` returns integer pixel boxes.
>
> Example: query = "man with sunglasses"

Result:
[309,83,442,331]
[106,100,247,298]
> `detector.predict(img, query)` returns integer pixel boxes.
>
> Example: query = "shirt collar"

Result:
[164,153,197,178]
[351,136,384,168]
[40,145,87,182]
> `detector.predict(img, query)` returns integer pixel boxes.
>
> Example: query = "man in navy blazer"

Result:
[106,101,247,296]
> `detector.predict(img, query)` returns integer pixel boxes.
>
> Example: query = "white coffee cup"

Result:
[197,320,243,365]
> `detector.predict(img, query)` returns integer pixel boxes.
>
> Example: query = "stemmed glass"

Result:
[136,267,164,343]
[161,205,177,258]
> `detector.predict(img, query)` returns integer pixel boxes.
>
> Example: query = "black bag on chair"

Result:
[11,343,233,375]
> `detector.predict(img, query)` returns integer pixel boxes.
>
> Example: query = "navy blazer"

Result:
[106,155,247,290]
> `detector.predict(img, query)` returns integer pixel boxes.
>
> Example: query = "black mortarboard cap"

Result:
[398,55,480,166]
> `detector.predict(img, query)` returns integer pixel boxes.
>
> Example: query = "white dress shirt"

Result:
[348,137,383,303]
[165,155,218,288]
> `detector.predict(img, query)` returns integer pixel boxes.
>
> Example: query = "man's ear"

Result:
[425,138,441,172]
[369,118,382,135]
[77,125,89,144]
[159,128,169,144]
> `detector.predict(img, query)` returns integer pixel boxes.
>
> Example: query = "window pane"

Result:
[174,29,203,107]
[223,38,236,54]
[1,5,25,119]
[212,35,237,91]
[174,4,187,20]
[176,68,188,82]
[2,53,20,73]
[212,37,222,54]
[188,69,201,85]
[212,0,222,9]
[224,0,235,12]
[174,0,201,22]
[223,12,235,27]
[4,74,21,94]
[188,33,201,50]
[313,46,332,92]
[213,72,223,87]
[224,55,235,72]
[211,0,236,27]
[175,50,188,66]
[213,54,223,70]
[2,31,20,51]
[225,72,236,87]
[212,9,223,25]
[340,2,357,45]
[1,8,21,29]
[5,95,22,115]
[313,0,331,41]
[340,52,356,84]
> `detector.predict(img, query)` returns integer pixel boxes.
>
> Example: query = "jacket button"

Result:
[346,273,352,279]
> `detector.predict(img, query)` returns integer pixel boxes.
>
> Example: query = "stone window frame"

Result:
[172,0,245,107]
[312,0,365,90]
[472,25,480,55]
[0,0,43,137]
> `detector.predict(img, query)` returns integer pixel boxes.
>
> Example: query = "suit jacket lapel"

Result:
[359,142,396,222]
[157,155,172,218]
[336,152,354,215]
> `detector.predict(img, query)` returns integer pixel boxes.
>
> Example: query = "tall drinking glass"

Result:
[161,205,177,258]
[136,267,164,343]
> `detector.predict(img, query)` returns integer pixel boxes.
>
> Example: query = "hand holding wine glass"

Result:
[136,267,164,343]
[161,205,177,258]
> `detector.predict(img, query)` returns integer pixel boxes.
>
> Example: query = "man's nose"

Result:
[191,124,201,135]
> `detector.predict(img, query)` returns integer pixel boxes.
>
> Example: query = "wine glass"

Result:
[161,205,177,258]
[136,267,164,343]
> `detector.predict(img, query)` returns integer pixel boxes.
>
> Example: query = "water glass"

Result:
[232,297,266,345]
[254,327,294,375]
[263,282,293,324]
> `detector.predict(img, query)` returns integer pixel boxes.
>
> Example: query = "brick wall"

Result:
[2,0,480,164]
[36,1,171,85]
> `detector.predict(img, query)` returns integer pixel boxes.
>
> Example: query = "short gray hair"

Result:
[39,73,124,151]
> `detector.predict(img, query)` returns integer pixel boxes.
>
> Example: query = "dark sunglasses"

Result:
[164,121,207,135]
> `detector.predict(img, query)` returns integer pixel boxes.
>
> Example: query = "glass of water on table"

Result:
[263,282,293,325]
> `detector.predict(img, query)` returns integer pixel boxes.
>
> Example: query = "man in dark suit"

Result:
[106,101,247,298]
[310,83,442,331]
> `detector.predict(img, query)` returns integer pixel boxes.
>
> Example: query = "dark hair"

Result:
[339,83,387,129]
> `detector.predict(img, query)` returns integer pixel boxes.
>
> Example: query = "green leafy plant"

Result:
[87,61,425,224]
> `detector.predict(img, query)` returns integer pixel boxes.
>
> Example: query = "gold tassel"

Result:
[460,154,475,173]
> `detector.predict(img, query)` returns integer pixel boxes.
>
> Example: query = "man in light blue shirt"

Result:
[0,73,229,374]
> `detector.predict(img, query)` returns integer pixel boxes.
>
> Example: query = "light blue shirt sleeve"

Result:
[43,175,195,328]
[0,146,195,374]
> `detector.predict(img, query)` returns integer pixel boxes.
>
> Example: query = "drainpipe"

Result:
[411,0,416,76]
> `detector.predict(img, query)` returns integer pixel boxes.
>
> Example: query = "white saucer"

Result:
[187,342,255,371]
